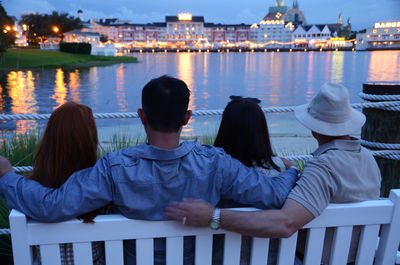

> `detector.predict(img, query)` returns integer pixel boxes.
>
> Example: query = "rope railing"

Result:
[0,228,10,235]
[1,100,400,121]
[10,149,400,173]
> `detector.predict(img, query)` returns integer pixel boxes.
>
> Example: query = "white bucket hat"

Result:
[294,83,366,136]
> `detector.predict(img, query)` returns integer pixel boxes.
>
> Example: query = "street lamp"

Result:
[53,26,59,33]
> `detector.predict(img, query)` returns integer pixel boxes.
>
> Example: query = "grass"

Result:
[0,49,138,70]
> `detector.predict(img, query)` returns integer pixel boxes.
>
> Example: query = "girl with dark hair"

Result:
[213,96,288,265]
[215,96,285,176]
[30,101,107,265]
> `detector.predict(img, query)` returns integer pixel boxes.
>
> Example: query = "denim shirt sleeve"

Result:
[218,153,299,209]
[0,156,114,222]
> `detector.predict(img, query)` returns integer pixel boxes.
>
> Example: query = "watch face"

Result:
[210,221,220,230]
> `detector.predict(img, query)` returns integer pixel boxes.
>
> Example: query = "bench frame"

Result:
[9,189,400,265]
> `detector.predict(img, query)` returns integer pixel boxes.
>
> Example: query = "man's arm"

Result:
[217,152,300,209]
[220,199,314,237]
[165,198,314,238]
[0,155,114,222]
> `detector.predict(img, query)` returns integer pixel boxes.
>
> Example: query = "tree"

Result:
[20,11,82,43]
[0,1,16,52]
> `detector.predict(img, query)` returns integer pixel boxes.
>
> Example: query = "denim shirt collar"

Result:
[312,138,361,156]
[123,140,197,160]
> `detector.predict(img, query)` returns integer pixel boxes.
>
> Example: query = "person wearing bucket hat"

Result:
[165,83,382,264]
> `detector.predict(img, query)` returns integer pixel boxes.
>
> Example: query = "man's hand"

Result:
[165,198,214,227]
[280,157,294,170]
[0,156,13,178]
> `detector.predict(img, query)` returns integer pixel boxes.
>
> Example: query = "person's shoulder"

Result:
[192,144,225,158]
[103,144,145,166]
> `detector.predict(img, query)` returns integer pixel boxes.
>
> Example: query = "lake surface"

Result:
[1,50,400,145]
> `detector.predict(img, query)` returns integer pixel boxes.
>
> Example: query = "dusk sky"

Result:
[4,0,400,30]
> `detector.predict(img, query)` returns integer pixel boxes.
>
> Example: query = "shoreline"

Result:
[0,49,138,71]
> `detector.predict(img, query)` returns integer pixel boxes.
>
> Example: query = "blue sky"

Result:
[4,0,400,30]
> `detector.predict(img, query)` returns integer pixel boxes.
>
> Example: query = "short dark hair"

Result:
[214,96,280,171]
[142,75,190,132]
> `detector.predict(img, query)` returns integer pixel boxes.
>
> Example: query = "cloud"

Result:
[4,0,56,17]
[72,7,165,23]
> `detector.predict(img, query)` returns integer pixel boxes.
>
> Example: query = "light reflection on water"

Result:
[7,71,38,134]
[0,51,400,139]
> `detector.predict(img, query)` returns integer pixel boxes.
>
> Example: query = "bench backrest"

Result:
[10,189,400,265]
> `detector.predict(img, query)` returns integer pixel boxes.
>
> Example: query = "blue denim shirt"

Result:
[0,141,298,264]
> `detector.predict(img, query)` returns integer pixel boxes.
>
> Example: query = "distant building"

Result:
[63,30,100,44]
[292,24,339,48]
[254,0,307,47]
[356,21,400,50]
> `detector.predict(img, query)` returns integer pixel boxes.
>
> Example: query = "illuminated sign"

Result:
[178,13,192,21]
[374,22,400,29]
[331,37,345,41]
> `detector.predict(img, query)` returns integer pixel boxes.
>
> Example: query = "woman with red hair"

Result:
[30,101,107,265]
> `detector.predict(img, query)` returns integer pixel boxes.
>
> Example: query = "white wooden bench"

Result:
[9,189,400,265]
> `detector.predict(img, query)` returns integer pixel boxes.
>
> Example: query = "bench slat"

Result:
[136,238,154,265]
[166,237,183,265]
[223,232,241,265]
[73,242,93,265]
[9,210,32,265]
[196,235,213,265]
[276,231,298,265]
[105,240,124,265]
[303,228,325,265]
[250,237,269,265]
[40,244,61,265]
[329,226,353,265]
[355,224,380,265]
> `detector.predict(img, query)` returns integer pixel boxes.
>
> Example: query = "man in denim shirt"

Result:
[0,75,299,264]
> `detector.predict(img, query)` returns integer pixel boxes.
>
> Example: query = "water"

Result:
[1,50,400,145]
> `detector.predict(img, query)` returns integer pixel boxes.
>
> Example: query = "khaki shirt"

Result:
[288,138,381,263]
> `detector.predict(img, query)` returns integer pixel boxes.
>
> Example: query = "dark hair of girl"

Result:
[214,96,280,171]
[29,101,107,222]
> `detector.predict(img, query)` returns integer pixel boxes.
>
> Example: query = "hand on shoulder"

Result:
[280,157,295,170]
[0,156,13,178]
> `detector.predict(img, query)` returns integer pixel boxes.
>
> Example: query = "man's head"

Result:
[140,75,191,133]
[294,83,366,138]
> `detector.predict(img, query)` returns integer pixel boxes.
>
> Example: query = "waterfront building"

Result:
[166,14,204,42]
[63,30,100,44]
[356,21,400,50]
[255,0,307,47]
[292,24,337,48]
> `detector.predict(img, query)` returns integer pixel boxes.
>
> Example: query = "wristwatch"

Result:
[209,208,221,230]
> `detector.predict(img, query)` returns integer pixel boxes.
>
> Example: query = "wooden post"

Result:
[361,83,400,197]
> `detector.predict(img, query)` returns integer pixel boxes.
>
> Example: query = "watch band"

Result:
[209,208,221,230]
[212,208,221,222]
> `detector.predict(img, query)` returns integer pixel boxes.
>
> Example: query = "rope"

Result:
[11,149,400,173]
[358,93,400,111]
[361,140,400,150]
[2,101,400,121]
[359,93,400,101]
[0,228,10,235]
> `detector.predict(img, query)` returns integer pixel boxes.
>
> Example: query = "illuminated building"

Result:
[292,24,337,48]
[63,30,100,44]
[255,0,307,47]
[204,23,254,43]
[356,21,400,50]
[83,13,254,46]
[166,14,204,42]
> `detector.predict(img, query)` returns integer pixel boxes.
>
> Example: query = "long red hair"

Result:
[30,101,106,222]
